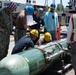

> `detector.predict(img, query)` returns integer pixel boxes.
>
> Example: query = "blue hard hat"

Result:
[25,6,34,15]
[37,8,43,15]
[50,3,56,8]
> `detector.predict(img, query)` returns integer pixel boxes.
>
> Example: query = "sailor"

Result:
[67,14,76,75]
[14,5,34,44]
[29,8,44,44]
[44,3,59,41]
[36,32,52,45]
[30,8,44,30]
[0,2,17,60]
[12,29,39,54]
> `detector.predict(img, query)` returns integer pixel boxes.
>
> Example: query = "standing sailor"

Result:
[44,3,59,41]
[14,6,34,44]
[67,14,76,75]
[0,2,17,60]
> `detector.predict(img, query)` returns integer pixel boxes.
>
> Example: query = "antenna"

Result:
[44,0,48,6]
[44,0,48,11]
[60,0,63,11]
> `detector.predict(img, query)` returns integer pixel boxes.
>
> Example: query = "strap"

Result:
[70,15,74,41]
[71,14,74,29]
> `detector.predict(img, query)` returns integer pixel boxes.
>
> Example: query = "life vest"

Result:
[70,14,76,41]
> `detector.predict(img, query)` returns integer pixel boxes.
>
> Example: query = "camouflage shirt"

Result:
[0,8,13,60]
[0,8,13,33]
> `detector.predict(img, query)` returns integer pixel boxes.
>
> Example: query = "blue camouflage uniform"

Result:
[12,36,34,54]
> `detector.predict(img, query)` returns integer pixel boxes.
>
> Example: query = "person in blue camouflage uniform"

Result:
[14,6,34,44]
[12,29,39,54]
[0,2,17,60]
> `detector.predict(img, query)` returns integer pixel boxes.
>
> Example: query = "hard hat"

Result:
[30,29,39,37]
[8,2,17,11]
[25,6,34,15]
[44,32,52,42]
[37,8,43,15]
[50,3,56,8]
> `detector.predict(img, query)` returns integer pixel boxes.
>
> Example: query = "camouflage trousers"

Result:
[0,31,10,60]
[14,28,26,44]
